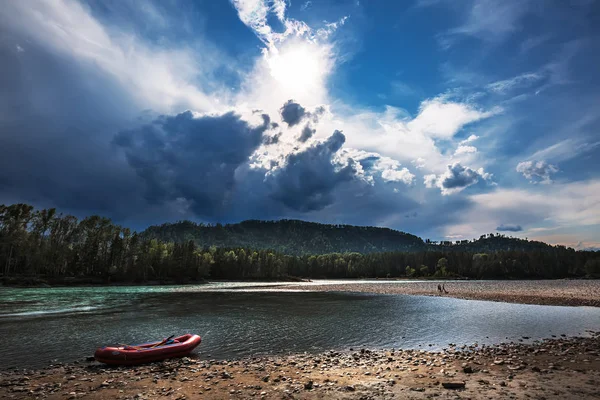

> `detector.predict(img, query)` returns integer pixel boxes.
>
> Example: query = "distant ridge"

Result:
[141,219,560,255]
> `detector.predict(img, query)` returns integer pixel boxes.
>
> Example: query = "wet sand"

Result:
[285,280,600,307]
[1,334,598,399]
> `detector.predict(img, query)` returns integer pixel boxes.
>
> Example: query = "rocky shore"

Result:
[1,333,598,399]
[285,280,600,307]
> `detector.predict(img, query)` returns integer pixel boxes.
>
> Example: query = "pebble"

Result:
[1,333,599,399]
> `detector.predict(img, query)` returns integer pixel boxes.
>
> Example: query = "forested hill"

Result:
[2,203,599,284]
[141,219,560,255]
[141,219,425,255]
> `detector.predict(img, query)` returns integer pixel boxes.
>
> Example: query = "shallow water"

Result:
[1,282,599,370]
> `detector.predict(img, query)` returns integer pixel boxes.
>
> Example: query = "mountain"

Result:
[141,219,561,255]
[141,219,426,255]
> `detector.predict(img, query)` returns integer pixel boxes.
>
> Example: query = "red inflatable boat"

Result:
[94,334,202,365]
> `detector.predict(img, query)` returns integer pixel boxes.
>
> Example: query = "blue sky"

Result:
[0,0,599,249]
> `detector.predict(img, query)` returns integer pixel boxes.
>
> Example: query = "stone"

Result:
[221,371,232,379]
[442,381,466,389]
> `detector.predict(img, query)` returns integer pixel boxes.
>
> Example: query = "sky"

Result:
[0,0,599,249]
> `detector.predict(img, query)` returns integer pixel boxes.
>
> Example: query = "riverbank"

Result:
[1,334,598,399]
[0,276,310,288]
[5,278,597,307]
[283,279,600,307]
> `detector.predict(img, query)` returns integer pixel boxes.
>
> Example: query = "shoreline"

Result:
[282,280,600,307]
[0,276,310,288]
[1,334,598,399]
[3,278,599,307]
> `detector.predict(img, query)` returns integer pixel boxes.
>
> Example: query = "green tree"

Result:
[435,257,448,277]
[584,259,600,277]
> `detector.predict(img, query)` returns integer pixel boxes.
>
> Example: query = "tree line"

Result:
[1,203,598,285]
[141,219,426,255]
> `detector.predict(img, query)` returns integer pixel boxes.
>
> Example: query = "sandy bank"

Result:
[1,334,598,399]
[283,280,600,307]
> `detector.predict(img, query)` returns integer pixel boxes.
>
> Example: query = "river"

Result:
[1,281,599,369]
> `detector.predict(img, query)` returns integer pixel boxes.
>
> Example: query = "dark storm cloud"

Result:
[357,155,380,170]
[113,102,365,220]
[114,110,270,217]
[263,131,282,145]
[0,31,469,238]
[0,28,146,218]
[298,124,316,142]
[280,100,327,128]
[266,130,357,212]
[280,100,307,126]
[496,224,523,232]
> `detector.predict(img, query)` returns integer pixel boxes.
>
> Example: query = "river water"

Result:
[1,281,599,369]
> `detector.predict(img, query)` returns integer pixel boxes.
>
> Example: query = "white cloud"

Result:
[529,139,576,163]
[319,96,500,177]
[445,180,600,242]
[407,97,500,139]
[516,160,558,184]
[528,137,600,165]
[4,0,501,196]
[338,148,415,186]
[230,0,283,44]
[1,0,229,114]
[381,168,415,185]
[454,145,477,155]
[445,0,531,43]
[318,104,443,169]
[412,157,426,169]
[230,0,346,116]
[425,162,492,195]
[1,0,524,238]
[460,134,479,144]
[231,0,345,47]
[486,72,543,94]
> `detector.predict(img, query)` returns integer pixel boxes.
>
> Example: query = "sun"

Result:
[266,42,329,97]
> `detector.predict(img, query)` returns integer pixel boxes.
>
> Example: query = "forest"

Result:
[1,203,599,285]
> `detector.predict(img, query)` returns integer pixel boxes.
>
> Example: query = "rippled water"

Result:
[1,282,599,370]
